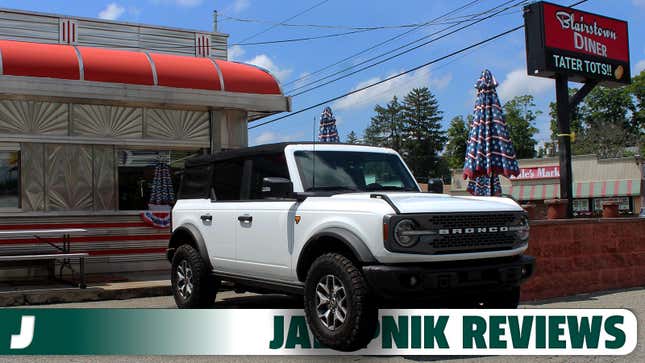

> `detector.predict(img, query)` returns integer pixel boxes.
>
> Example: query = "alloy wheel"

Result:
[176,259,194,299]
[315,274,348,331]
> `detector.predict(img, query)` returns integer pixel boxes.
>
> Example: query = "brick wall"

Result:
[520,218,645,301]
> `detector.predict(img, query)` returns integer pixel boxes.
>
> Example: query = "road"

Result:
[1,288,643,362]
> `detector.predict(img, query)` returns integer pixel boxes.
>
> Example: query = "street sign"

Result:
[524,1,631,87]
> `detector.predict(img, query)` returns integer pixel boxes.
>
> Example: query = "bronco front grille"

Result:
[386,212,525,255]
[430,233,517,254]
[426,213,518,230]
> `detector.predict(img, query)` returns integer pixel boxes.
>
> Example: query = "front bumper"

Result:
[362,255,535,301]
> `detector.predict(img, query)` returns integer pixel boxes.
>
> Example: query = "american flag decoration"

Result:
[318,106,340,143]
[195,33,211,57]
[142,161,175,228]
[463,69,519,196]
[59,18,78,45]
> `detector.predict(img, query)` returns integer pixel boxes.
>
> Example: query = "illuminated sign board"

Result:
[524,1,630,86]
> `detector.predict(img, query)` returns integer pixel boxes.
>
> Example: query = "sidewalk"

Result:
[0,271,171,307]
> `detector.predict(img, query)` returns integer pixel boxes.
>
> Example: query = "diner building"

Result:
[451,154,643,218]
[0,8,290,275]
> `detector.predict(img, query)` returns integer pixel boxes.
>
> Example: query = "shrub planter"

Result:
[544,199,568,219]
[602,201,619,218]
[521,203,537,220]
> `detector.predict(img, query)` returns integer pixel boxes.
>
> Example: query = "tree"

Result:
[547,73,642,158]
[401,87,447,179]
[445,115,469,169]
[362,96,404,153]
[626,70,644,154]
[346,131,359,144]
[548,88,586,142]
[574,119,637,158]
[503,95,540,159]
[576,84,638,158]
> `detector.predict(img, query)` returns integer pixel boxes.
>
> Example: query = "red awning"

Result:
[0,40,80,79]
[0,39,281,95]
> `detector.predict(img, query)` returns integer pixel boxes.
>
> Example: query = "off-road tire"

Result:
[304,253,377,352]
[485,286,520,308]
[171,244,219,308]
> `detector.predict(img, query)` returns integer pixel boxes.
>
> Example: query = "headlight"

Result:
[516,215,530,241]
[394,219,419,247]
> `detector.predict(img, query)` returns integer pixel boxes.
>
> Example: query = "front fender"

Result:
[301,227,377,263]
[168,224,213,271]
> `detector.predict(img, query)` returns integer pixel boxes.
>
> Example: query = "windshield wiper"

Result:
[306,186,359,192]
[366,185,417,191]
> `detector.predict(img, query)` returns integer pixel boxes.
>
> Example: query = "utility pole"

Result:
[555,77,598,218]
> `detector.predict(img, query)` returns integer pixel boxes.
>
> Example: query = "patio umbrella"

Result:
[318,106,340,143]
[143,160,175,228]
[148,161,175,208]
[463,69,519,196]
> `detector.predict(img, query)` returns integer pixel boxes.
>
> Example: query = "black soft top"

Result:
[185,142,292,168]
[184,141,362,168]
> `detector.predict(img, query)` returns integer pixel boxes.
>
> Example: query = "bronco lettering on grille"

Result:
[438,226,509,235]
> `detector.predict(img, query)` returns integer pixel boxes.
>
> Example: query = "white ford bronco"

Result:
[168,142,534,351]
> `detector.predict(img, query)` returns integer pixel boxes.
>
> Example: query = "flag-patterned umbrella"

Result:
[463,69,519,196]
[148,161,175,207]
[142,161,175,228]
[319,106,340,143]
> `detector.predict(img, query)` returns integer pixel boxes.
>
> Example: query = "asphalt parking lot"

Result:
[2,287,643,363]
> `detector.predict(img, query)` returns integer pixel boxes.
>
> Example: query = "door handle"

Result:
[238,215,253,223]
[200,214,213,222]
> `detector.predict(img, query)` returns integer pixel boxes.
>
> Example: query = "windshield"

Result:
[294,150,419,193]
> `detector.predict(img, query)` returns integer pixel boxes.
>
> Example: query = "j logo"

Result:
[10,316,35,350]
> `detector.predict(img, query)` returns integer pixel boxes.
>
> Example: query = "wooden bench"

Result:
[0,229,88,288]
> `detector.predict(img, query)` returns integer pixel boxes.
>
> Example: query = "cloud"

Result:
[333,68,451,111]
[635,59,645,74]
[176,0,202,6]
[98,3,125,20]
[149,0,203,7]
[246,54,292,82]
[230,0,250,13]
[252,131,304,145]
[497,68,553,102]
[228,45,245,61]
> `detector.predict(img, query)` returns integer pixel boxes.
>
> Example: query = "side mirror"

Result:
[262,177,293,199]
[426,178,444,194]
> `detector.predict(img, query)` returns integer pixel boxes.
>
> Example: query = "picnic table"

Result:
[0,228,88,288]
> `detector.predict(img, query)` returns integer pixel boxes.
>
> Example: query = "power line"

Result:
[286,0,528,96]
[281,0,482,88]
[234,0,330,45]
[231,28,374,46]
[219,13,496,31]
[250,0,591,131]
[248,26,523,130]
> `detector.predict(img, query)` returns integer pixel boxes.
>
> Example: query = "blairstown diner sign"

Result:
[524,1,630,86]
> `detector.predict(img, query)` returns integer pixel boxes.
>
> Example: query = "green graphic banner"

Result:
[0,309,636,355]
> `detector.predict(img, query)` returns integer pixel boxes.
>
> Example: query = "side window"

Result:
[249,153,289,200]
[178,164,213,199]
[212,159,244,201]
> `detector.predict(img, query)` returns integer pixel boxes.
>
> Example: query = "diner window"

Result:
[117,149,199,210]
[572,199,591,217]
[0,148,20,209]
[593,197,631,213]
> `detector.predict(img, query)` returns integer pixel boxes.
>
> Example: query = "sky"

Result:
[3,0,643,148]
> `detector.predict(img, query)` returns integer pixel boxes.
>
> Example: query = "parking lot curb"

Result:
[0,280,172,307]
